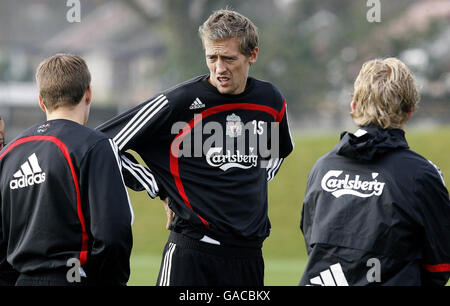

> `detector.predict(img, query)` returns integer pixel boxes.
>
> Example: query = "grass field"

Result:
[126,125,450,286]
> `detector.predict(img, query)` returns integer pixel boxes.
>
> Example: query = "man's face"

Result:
[204,37,258,95]
[0,118,5,150]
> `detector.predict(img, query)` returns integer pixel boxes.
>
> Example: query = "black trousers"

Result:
[156,231,264,286]
[15,268,93,286]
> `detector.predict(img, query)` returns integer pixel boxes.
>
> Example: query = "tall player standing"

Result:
[97,9,294,286]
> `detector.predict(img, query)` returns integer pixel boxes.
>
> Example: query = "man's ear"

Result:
[406,104,415,121]
[249,47,259,66]
[84,86,92,105]
[38,95,47,113]
[351,100,356,112]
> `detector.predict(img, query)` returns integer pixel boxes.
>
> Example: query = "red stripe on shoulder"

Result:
[0,135,89,265]
[423,263,450,272]
[277,99,287,122]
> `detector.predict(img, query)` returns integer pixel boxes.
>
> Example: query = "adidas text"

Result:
[10,173,46,190]
[9,153,46,190]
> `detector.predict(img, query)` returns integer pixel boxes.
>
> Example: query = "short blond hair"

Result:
[36,53,91,112]
[351,57,420,129]
[199,9,258,57]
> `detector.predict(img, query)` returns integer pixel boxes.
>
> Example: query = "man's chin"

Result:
[216,85,236,95]
[217,88,229,94]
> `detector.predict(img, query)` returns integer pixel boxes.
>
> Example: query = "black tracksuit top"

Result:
[300,125,450,286]
[0,119,133,285]
[97,75,294,247]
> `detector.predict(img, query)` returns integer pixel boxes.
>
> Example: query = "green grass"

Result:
[126,125,450,286]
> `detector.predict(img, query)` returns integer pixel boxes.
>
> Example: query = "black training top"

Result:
[300,125,450,286]
[98,75,294,247]
[0,119,133,285]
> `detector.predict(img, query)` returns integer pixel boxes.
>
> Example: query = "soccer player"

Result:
[97,9,294,286]
[299,58,450,286]
[0,54,133,286]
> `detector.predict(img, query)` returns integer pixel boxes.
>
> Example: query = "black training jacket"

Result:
[300,125,450,286]
[0,119,133,285]
[97,75,294,247]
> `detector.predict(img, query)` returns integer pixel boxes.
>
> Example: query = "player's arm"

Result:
[266,157,285,182]
[96,94,172,200]
[415,163,450,286]
[163,197,173,230]
[266,98,294,182]
[81,139,134,286]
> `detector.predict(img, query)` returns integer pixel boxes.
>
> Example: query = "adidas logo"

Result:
[189,98,205,110]
[307,263,349,286]
[9,153,46,190]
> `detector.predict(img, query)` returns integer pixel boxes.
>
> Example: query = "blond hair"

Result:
[35,53,91,112]
[351,57,420,129]
[198,9,258,57]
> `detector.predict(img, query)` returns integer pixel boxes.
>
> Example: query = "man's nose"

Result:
[216,59,227,74]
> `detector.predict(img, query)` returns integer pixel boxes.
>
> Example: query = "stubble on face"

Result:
[204,37,257,95]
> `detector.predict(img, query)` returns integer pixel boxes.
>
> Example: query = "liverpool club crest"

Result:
[226,113,243,138]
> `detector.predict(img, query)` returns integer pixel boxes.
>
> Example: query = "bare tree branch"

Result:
[117,0,159,25]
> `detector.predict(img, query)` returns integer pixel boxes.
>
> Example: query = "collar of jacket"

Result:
[335,124,409,161]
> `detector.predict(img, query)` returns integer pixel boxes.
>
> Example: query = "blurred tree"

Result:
[102,0,450,125]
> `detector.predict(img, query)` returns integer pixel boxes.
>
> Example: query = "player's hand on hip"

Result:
[163,197,174,230]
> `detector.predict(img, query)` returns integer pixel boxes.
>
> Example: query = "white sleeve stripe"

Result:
[270,158,283,180]
[122,162,157,199]
[266,158,279,181]
[267,158,283,182]
[114,96,168,150]
[265,158,275,182]
[121,155,158,193]
[122,161,157,196]
[113,94,164,145]
[272,158,283,181]
[108,140,135,225]
[284,104,295,149]
[118,99,168,150]
[108,139,121,168]
[266,158,273,170]
[121,156,158,195]
[114,95,166,148]
[121,154,159,193]
[428,160,446,186]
